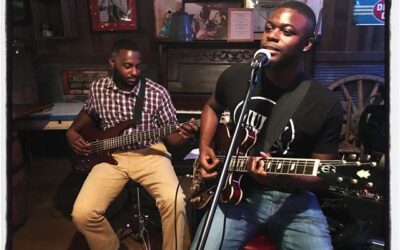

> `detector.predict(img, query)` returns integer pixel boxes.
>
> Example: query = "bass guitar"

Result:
[189,123,380,209]
[73,119,200,174]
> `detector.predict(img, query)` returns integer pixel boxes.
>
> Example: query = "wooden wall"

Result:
[11,0,385,103]
[316,0,384,62]
[16,0,158,64]
[12,0,385,64]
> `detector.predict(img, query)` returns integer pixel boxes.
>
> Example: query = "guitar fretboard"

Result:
[90,120,200,153]
[216,156,352,177]
[222,156,320,176]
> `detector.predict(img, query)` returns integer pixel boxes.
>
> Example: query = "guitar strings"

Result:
[87,120,200,153]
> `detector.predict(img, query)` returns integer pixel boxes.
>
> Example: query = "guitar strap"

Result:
[132,77,146,128]
[261,78,311,152]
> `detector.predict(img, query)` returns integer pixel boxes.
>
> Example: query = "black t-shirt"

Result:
[214,63,343,158]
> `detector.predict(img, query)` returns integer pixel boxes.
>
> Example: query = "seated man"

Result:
[66,39,197,250]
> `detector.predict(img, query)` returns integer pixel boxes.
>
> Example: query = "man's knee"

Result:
[156,189,186,211]
[71,204,104,228]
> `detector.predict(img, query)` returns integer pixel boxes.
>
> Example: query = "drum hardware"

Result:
[118,183,152,250]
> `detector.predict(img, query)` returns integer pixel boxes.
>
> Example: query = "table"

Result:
[13,102,83,130]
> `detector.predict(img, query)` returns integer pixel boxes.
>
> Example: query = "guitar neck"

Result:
[91,119,200,153]
[219,156,348,177]
[224,156,318,176]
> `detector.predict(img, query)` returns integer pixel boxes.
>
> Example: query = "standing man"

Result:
[66,39,196,250]
[192,1,343,249]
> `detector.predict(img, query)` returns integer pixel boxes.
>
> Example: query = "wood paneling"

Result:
[316,0,385,61]
[31,0,158,64]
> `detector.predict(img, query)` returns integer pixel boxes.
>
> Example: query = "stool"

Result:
[118,182,152,250]
[243,231,278,250]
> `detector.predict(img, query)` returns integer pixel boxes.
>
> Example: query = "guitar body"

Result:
[74,120,134,174]
[190,123,256,209]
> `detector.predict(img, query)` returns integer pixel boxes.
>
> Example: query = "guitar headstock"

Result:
[319,153,385,202]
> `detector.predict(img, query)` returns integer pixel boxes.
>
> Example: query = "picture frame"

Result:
[154,0,182,37]
[227,8,254,42]
[183,0,242,40]
[88,0,138,31]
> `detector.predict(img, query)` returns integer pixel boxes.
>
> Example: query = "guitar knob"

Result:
[351,179,358,184]
[366,182,374,188]
[374,194,382,201]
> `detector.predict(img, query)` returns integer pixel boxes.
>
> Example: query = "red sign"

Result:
[373,0,385,22]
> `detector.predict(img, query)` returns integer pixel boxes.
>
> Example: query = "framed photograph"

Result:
[154,0,182,37]
[184,0,242,40]
[88,0,138,31]
[227,8,253,42]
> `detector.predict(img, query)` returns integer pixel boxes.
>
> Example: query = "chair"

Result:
[328,74,384,153]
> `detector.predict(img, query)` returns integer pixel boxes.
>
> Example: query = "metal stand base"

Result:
[118,183,152,250]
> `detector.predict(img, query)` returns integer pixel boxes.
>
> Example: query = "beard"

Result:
[113,70,139,89]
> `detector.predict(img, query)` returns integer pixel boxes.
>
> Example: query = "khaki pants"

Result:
[72,143,190,250]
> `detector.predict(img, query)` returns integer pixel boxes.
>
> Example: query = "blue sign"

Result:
[353,0,385,26]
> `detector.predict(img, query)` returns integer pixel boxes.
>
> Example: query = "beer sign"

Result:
[353,0,385,26]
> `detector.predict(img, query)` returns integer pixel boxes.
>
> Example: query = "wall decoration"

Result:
[61,69,110,95]
[154,0,183,37]
[89,0,138,31]
[184,0,242,40]
[353,0,385,26]
[227,8,254,42]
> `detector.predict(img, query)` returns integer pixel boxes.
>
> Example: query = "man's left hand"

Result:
[176,118,198,140]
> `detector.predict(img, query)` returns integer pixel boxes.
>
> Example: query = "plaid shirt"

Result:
[83,76,178,150]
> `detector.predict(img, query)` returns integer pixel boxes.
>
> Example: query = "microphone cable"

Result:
[174,174,190,250]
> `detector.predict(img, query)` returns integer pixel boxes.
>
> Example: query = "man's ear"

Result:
[303,37,314,52]
[108,57,115,68]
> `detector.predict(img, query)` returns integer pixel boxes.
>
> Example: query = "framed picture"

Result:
[154,0,182,37]
[184,0,242,40]
[88,0,138,31]
[227,8,253,42]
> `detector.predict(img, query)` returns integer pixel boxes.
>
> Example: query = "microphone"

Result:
[251,49,271,69]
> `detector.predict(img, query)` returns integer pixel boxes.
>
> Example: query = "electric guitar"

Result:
[73,119,200,174]
[189,123,380,209]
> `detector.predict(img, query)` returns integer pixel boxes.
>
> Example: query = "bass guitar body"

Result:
[73,120,134,174]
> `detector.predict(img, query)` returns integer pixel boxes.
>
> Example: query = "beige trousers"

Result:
[71,143,190,250]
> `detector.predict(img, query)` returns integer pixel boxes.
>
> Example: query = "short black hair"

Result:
[111,39,140,54]
[276,1,316,37]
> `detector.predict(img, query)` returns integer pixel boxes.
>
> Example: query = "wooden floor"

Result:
[9,156,184,250]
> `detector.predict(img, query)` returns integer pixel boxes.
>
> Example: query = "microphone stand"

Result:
[196,64,262,249]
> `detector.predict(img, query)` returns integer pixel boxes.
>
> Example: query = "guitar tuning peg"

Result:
[349,154,357,160]
[374,194,382,202]
[371,162,377,167]
[336,177,343,183]
[365,154,371,161]
[356,161,361,166]
[351,179,358,184]
[366,182,374,188]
